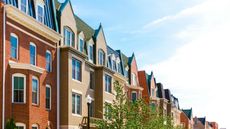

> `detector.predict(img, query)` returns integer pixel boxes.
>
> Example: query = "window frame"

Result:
[10,33,19,60]
[72,92,82,116]
[16,122,26,129]
[46,85,51,110]
[98,49,105,65]
[32,76,39,105]
[78,37,84,53]
[46,50,52,72]
[72,57,82,82]
[131,91,137,102]
[29,42,36,65]
[64,27,75,47]
[36,3,44,23]
[105,74,112,93]
[19,0,28,13]
[88,43,94,62]
[131,73,137,86]
[12,73,26,104]
[32,124,39,129]
[89,71,95,90]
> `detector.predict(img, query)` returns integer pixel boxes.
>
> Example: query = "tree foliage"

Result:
[5,118,16,129]
[95,81,183,129]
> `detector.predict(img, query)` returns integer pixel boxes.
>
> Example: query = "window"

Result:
[16,123,26,129]
[112,60,116,71]
[32,77,39,105]
[37,5,44,23]
[117,62,122,73]
[105,74,112,93]
[131,92,137,102]
[89,100,94,117]
[72,93,81,115]
[10,33,18,59]
[64,27,74,47]
[98,49,105,65]
[89,71,94,89]
[12,73,26,103]
[72,58,82,81]
[20,0,27,13]
[46,51,52,72]
[30,43,36,65]
[131,73,137,86]
[79,38,84,52]
[152,89,154,97]
[32,124,39,129]
[46,85,51,110]
[88,44,94,62]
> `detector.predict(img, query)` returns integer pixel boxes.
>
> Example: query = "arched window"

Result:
[64,27,75,47]
[10,33,18,59]
[46,50,52,72]
[30,42,36,65]
[12,73,26,103]
[32,124,39,129]
[16,122,26,129]
[98,49,105,65]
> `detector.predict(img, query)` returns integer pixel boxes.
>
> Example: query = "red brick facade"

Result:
[0,4,57,128]
[180,112,190,129]
[138,71,150,103]
[210,122,218,129]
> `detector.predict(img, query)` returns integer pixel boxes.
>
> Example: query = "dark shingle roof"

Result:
[156,83,165,98]
[198,117,206,125]
[75,15,95,41]
[182,109,193,120]
[164,89,172,103]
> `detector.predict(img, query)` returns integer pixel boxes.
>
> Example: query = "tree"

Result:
[5,118,16,129]
[95,81,184,129]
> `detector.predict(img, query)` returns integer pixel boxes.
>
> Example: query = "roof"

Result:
[198,117,206,125]
[54,0,61,10]
[182,109,193,120]
[164,89,172,102]
[171,95,180,109]
[128,53,135,65]
[156,83,165,98]
[75,15,95,40]
[117,50,130,79]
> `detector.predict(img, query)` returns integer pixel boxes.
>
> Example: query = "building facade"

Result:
[0,0,61,129]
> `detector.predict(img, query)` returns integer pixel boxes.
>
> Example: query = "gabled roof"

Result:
[171,95,180,109]
[198,117,206,125]
[128,53,135,65]
[117,50,129,78]
[75,15,95,41]
[182,108,193,120]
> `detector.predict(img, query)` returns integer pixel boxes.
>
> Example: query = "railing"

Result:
[80,117,102,129]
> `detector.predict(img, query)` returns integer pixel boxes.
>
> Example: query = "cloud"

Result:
[142,0,230,128]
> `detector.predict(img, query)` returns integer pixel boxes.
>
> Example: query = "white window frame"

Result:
[98,49,105,65]
[46,50,52,72]
[131,73,137,86]
[12,73,26,103]
[72,91,82,116]
[19,0,28,13]
[10,33,19,60]
[72,57,82,82]
[46,85,51,110]
[32,76,39,105]
[78,37,84,52]
[32,124,39,129]
[88,43,94,62]
[64,27,74,47]
[131,91,137,101]
[16,122,26,129]
[36,2,45,23]
[30,42,36,66]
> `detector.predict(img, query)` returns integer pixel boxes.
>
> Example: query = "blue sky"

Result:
[59,0,230,128]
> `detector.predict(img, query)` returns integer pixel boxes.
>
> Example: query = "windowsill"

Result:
[105,91,113,95]
[12,102,26,104]
[89,88,94,91]
[32,103,39,107]
[46,108,51,111]
[72,78,82,84]
[72,113,82,117]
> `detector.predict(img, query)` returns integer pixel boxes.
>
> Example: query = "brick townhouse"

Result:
[181,108,193,129]
[0,0,61,129]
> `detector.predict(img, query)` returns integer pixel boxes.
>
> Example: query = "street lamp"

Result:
[86,95,92,129]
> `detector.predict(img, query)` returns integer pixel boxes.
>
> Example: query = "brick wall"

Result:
[180,112,190,129]
[4,17,57,129]
[138,71,150,103]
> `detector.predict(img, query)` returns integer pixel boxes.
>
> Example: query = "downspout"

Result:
[57,42,60,129]
[2,3,6,129]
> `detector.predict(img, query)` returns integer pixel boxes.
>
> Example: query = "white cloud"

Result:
[142,0,230,128]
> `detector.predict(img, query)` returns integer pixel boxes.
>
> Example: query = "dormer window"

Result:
[20,0,27,13]
[98,49,105,65]
[131,73,137,86]
[37,4,44,23]
[88,44,94,62]
[64,27,75,47]
[112,60,116,71]
[79,38,84,52]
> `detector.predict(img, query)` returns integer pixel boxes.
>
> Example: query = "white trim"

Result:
[64,27,74,47]
[71,89,83,95]
[12,73,26,103]
[7,22,56,48]
[72,92,82,116]
[32,76,39,105]
[10,33,19,59]
[32,124,39,129]
[88,42,94,63]
[16,122,26,129]
[78,36,84,52]
[46,84,51,110]
[30,42,37,65]
[36,2,45,23]
[46,50,52,72]
[105,100,112,104]
[2,5,6,129]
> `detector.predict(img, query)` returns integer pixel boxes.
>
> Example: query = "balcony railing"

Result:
[80,117,102,129]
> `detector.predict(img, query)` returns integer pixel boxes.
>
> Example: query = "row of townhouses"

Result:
[0,0,219,129]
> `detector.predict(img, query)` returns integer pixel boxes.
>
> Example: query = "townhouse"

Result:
[181,108,194,129]
[0,0,62,129]
[171,95,181,126]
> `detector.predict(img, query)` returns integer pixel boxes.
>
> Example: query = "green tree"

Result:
[5,118,16,129]
[95,81,184,129]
